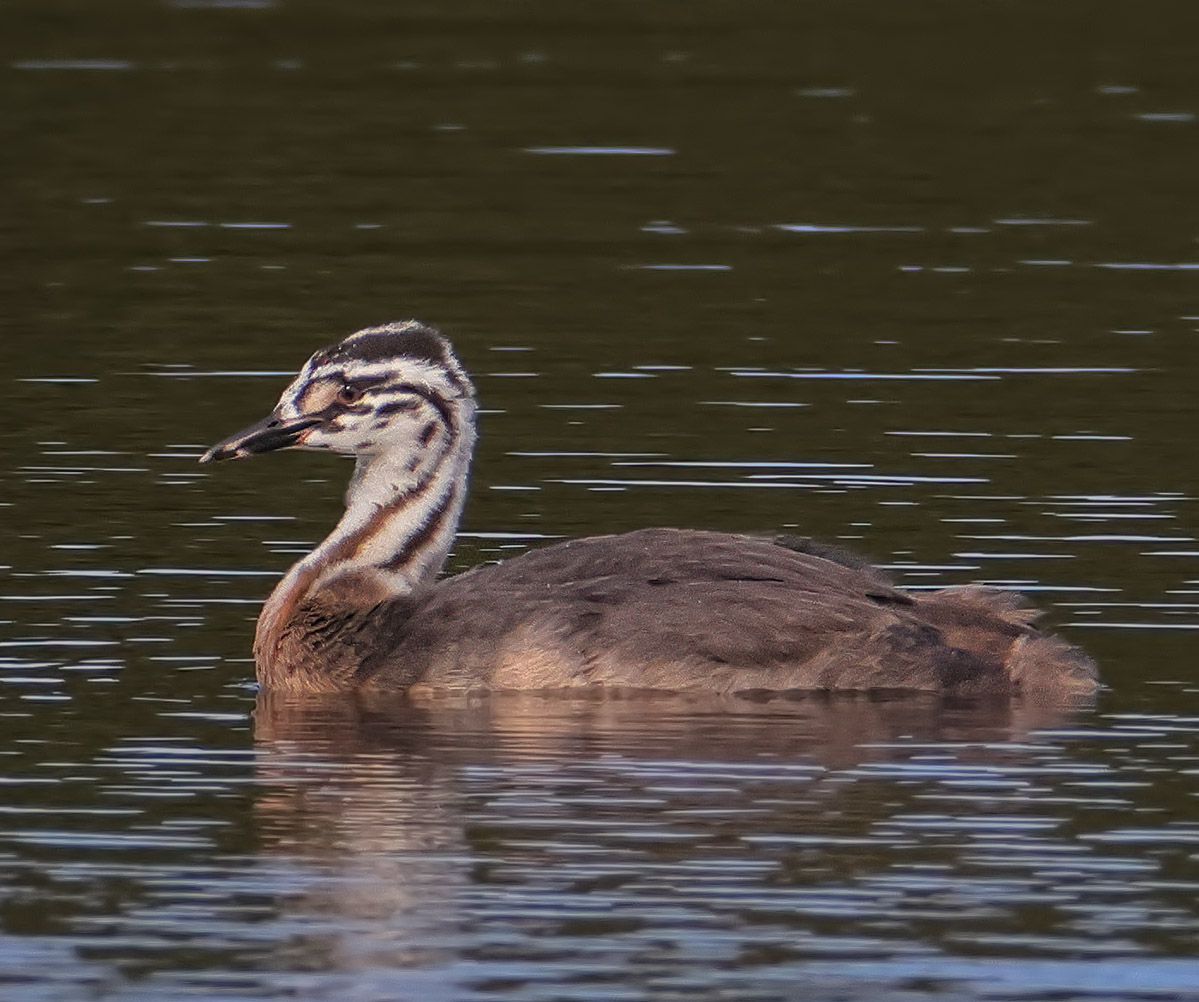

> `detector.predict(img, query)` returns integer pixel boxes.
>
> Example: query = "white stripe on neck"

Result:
[299,412,475,596]
[353,441,467,586]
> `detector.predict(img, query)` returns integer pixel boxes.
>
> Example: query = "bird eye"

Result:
[337,384,362,405]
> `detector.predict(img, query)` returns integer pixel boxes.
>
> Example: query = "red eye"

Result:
[337,384,362,404]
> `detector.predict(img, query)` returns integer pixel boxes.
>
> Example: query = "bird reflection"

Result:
[250,691,1098,982]
[253,690,1096,850]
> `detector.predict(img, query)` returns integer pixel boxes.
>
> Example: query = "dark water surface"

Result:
[4,1,1199,999]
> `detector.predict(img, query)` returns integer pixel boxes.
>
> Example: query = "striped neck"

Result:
[254,400,475,669]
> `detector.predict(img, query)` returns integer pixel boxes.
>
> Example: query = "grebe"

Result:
[200,321,1098,698]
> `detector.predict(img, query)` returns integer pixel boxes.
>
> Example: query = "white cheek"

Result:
[303,425,350,452]
[370,411,421,437]
[376,425,423,452]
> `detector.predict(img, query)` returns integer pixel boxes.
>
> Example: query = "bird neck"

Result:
[254,415,475,673]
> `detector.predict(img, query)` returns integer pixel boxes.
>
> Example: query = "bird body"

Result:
[201,321,1098,699]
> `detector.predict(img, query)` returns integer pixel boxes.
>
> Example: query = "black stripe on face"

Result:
[376,398,421,417]
[345,374,391,394]
[297,372,391,416]
[392,382,454,429]
[418,422,438,446]
[306,369,393,391]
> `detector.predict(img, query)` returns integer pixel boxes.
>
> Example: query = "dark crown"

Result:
[320,322,450,368]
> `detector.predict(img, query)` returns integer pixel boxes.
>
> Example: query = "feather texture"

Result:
[201,322,1099,700]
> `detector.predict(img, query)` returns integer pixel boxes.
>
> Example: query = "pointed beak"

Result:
[199,413,323,464]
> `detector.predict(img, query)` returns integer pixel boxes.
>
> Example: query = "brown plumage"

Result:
[268,529,1097,697]
[200,321,1099,700]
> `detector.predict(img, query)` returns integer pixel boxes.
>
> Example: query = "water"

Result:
[4,0,1199,998]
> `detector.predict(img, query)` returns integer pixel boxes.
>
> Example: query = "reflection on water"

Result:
[12,693,1199,1000]
[5,0,1199,997]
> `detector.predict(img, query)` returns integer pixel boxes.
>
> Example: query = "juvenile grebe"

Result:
[200,321,1098,698]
